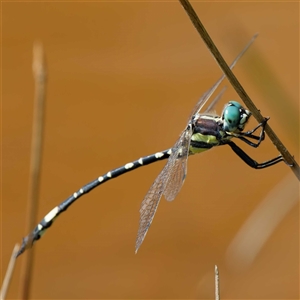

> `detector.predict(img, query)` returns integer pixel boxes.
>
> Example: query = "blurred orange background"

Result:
[2,1,299,299]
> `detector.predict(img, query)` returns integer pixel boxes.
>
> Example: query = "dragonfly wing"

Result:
[188,77,224,121]
[188,34,257,120]
[136,154,175,252]
[135,129,191,252]
[163,127,192,201]
[163,156,187,201]
[205,86,227,114]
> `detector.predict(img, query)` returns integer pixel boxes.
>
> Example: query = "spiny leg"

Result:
[227,141,284,169]
[16,149,172,257]
[242,117,269,136]
[235,135,264,148]
[229,117,269,148]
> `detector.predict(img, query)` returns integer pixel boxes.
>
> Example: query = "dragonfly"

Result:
[16,35,284,257]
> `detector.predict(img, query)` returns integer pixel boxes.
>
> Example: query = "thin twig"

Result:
[0,244,20,300]
[179,0,299,180]
[19,41,47,300]
[215,265,220,300]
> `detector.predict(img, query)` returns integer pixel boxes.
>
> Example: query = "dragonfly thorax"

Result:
[221,101,251,133]
[189,114,227,154]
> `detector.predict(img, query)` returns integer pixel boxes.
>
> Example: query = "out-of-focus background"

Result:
[2,2,299,299]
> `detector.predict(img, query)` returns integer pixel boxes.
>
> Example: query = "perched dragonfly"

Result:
[16,35,284,257]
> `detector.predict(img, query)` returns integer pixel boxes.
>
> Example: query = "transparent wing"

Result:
[205,86,227,113]
[187,75,225,121]
[188,34,257,120]
[135,128,192,252]
[163,127,192,201]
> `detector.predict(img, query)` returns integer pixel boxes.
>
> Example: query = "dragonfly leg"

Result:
[235,135,263,148]
[226,141,284,169]
[242,117,269,136]
[230,117,269,148]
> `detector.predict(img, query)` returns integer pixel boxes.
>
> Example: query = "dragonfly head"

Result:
[221,101,251,132]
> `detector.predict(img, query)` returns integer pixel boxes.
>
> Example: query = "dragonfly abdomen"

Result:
[16,149,172,257]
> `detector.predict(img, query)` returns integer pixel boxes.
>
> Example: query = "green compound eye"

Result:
[228,100,243,109]
[222,101,243,132]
